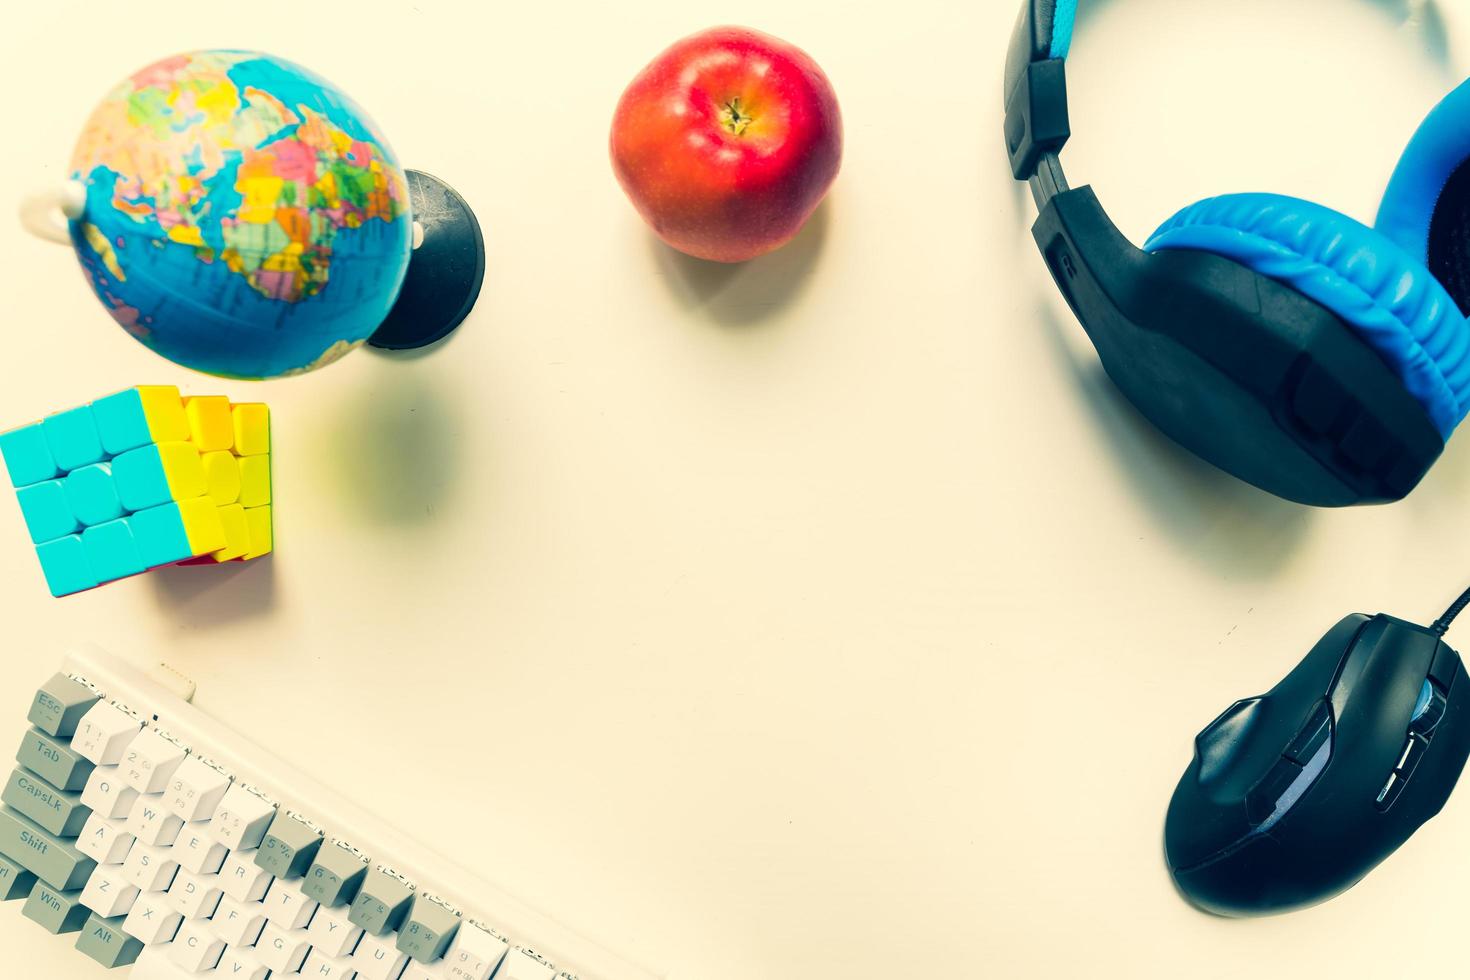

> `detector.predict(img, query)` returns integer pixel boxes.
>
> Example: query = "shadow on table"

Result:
[650,200,830,328]
[1034,299,1312,579]
[313,370,464,528]
[150,556,277,626]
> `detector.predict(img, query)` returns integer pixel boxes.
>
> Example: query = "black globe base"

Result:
[369,170,485,351]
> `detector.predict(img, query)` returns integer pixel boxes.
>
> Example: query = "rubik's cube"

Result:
[0,386,272,597]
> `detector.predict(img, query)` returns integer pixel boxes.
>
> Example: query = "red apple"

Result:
[610,26,843,263]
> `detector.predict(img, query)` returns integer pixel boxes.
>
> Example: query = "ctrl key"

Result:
[76,912,145,968]
[0,852,37,900]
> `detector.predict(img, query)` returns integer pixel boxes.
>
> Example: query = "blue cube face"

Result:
[90,389,151,457]
[62,464,123,527]
[34,535,98,598]
[41,407,105,473]
[0,424,60,488]
[126,503,192,569]
[110,446,171,513]
[81,520,145,584]
[14,481,80,545]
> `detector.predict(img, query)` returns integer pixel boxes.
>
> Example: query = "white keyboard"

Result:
[1,647,666,980]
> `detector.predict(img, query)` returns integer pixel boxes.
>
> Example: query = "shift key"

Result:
[16,728,93,792]
[0,805,95,891]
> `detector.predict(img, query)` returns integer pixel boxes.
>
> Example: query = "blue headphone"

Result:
[1006,0,1470,506]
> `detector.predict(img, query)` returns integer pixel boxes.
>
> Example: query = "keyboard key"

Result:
[167,917,225,971]
[174,823,227,874]
[80,864,139,918]
[164,757,231,822]
[354,930,411,980]
[22,879,92,934]
[217,946,271,980]
[2,767,91,837]
[397,893,461,962]
[0,851,37,900]
[28,673,99,739]
[75,911,145,968]
[0,804,96,890]
[126,798,184,847]
[210,892,267,946]
[256,920,312,973]
[82,765,140,819]
[305,840,370,907]
[120,730,186,795]
[122,892,182,945]
[308,902,365,957]
[212,783,276,850]
[16,727,94,792]
[219,848,273,902]
[263,874,319,930]
[122,842,179,893]
[255,810,323,879]
[402,963,449,980]
[166,868,222,919]
[445,922,509,980]
[302,946,361,979]
[76,813,135,865]
[349,866,415,936]
[494,949,558,980]
[71,700,142,766]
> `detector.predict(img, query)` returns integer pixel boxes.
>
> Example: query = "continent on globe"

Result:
[65,50,415,379]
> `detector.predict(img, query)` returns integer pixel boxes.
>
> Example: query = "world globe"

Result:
[66,50,413,379]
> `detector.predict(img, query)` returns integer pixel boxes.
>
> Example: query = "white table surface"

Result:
[3,0,1470,977]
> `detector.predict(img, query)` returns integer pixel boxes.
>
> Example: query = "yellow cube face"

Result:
[137,386,189,443]
[177,496,227,557]
[212,504,249,562]
[243,505,272,560]
[201,451,241,506]
[238,455,272,508]
[157,442,206,501]
[184,396,234,453]
[141,390,271,565]
[232,404,271,456]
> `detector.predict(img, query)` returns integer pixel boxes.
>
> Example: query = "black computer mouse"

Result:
[1164,613,1470,915]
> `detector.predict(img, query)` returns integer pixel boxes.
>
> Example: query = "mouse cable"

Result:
[1431,583,1470,636]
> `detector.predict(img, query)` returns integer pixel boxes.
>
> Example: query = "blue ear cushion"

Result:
[1145,193,1470,440]
[1377,79,1470,285]
[1050,0,1077,58]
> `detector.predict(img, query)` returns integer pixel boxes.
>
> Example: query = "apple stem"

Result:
[720,97,753,136]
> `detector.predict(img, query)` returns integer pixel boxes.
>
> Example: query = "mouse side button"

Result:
[1395,734,1429,781]
[1246,758,1303,824]
[1284,701,1332,764]
[1374,772,1406,811]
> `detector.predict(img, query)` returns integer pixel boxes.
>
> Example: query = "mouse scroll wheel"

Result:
[1409,679,1449,737]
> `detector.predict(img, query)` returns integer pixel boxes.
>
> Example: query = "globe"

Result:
[66,50,413,379]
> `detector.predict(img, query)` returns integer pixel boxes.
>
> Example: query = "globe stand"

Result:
[368,170,486,351]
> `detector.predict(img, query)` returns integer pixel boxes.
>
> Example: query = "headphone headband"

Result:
[1004,0,1444,190]
[1004,0,1074,188]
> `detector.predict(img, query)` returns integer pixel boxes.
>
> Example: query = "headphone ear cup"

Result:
[1378,79,1470,313]
[1146,193,1470,441]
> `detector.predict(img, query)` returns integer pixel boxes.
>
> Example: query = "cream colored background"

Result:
[1,0,1468,977]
